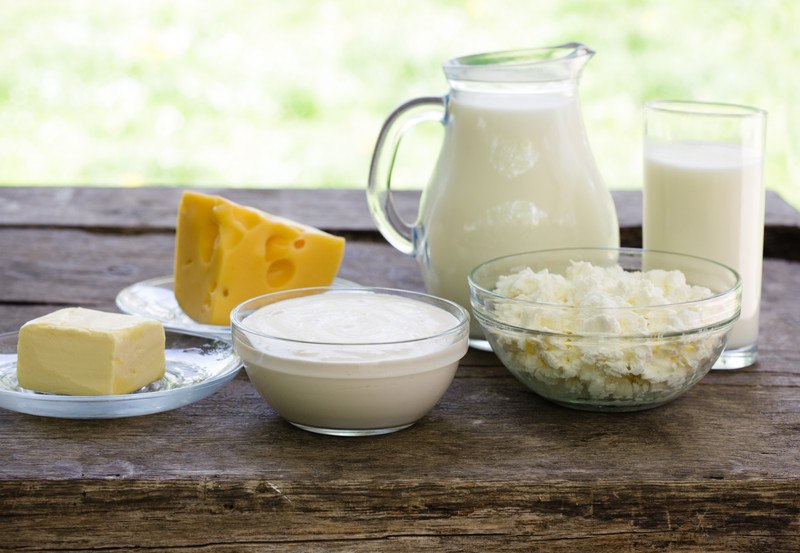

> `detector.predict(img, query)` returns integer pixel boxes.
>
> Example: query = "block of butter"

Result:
[174,191,346,325]
[17,308,166,396]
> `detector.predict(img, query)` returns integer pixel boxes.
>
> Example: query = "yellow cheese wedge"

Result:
[174,191,346,325]
[17,308,166,396]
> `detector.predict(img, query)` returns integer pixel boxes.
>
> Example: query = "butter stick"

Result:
[17,308,166,396]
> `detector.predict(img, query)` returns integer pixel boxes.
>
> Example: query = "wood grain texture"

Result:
[1,185,798,230]
[0,187,798,551]
[2,479,798,551]
[2,365,800,481]
[0,229,422,311]
[1,187,798,260]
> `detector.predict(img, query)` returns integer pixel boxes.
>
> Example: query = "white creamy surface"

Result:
[243,292,458,344]
[240,291,465,368]
[489,262,725,403]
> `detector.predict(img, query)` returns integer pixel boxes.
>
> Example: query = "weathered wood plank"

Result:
[1,362,799,482]
[1,479,798,551]
[0,187,384,230]
[0,229,423,312]
[1,186,797,231]
[2,187,798,260]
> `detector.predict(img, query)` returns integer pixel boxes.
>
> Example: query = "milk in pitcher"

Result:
[417,91,620,336]
[368,45,620,344]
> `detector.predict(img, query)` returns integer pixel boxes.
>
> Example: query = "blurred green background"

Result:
[0,0,797,208]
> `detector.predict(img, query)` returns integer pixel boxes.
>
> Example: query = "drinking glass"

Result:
[643,100,767,369]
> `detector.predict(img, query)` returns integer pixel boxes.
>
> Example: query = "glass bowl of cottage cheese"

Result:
[469,248,741,411]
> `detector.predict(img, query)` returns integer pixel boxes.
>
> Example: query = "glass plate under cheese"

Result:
[116,275,361,340]
[0,330,240,419]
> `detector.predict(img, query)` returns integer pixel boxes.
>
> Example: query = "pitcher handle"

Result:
[367,96,446,255]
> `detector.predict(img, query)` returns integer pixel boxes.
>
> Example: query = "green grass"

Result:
[0,0,797,209]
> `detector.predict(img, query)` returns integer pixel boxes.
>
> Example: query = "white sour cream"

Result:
[234,290,469,433]
[243,291,459,345]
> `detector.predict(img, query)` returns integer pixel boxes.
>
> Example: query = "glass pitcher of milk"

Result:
[367,44,619,344]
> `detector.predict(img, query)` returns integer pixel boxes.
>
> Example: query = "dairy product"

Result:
[487,262,725,404]
[417,92,619,337]
[243,291,459,348]
[174,191,346,325]
[644,141,764,349]
[234,290,469,432]
[17,308,166,396]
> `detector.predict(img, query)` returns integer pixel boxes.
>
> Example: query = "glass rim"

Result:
[445,43,593,69]
[230,286,470,347]
[468,247,743,339]
[468,246,742,313]
[644,99,766,119]
[443,43,593,83]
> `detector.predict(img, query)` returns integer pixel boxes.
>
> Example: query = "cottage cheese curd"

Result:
[489,261,725,404]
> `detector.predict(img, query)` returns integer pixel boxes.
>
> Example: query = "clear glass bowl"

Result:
[469,248,741,412]
[231,287,469,436]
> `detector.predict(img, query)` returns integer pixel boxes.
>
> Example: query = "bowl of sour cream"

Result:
[231,287,469,436]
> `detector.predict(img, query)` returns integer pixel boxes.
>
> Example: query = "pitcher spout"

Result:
[444,43,594,85]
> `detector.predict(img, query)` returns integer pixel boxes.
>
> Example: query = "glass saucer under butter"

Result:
[116,276,360,340]
[0,329,241,419]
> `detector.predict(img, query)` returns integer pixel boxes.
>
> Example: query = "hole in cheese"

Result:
[267,259,295,288]
[293,238,306,249]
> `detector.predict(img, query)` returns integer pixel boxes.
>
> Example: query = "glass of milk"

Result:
[643,100,767,369]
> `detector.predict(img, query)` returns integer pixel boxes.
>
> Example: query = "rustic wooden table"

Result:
[1,187,799,552]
